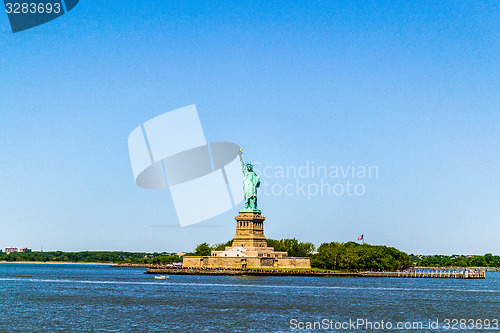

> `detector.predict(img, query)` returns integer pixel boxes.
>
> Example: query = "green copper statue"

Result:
[239,149,260,212]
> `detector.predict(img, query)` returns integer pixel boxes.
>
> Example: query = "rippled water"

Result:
[0,264,498,332]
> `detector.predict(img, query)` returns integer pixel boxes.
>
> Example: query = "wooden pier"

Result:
[360,269,485,279]
[146,268,485,279]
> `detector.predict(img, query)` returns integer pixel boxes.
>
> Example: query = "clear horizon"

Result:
[1,1,499,255]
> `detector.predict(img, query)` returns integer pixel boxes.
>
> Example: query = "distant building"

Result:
[215,246,249,257]
[4,247,31,254]
[5,248,18,254]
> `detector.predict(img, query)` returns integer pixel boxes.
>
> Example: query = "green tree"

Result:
[267,238,315,257]
[194,243,211,256]
[213,240,232,251]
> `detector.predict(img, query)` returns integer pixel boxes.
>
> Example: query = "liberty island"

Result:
[183,150,311,269]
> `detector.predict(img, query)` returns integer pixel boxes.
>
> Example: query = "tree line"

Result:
[411,254,500,268]
[0,251,180,265]
[312,241,410,271]
[3,246,496,270]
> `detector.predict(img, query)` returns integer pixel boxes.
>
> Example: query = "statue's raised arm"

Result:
[238,149,245,170]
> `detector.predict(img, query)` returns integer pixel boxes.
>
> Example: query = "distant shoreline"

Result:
[414,266,500,271]
[0,261,114,265]
[1,261,499,270]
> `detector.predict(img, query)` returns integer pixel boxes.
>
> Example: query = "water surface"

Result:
[0,264,498,332]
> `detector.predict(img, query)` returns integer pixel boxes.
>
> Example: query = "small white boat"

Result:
[154,275,168,280]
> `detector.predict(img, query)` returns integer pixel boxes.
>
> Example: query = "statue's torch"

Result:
[238,148,245,168]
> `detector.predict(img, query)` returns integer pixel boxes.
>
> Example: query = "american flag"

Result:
[357,234,364,241]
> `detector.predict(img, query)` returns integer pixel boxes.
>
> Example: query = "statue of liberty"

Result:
[238,149,260,212]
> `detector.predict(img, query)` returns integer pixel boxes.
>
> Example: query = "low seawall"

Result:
[146,268,485,278]
[147,268,360,277]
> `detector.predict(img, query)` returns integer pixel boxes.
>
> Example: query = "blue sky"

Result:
[1,1,499,254]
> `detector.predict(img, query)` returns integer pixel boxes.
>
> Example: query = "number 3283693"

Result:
[5,2,61,14]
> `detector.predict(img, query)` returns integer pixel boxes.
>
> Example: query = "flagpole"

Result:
[357,234,364,244]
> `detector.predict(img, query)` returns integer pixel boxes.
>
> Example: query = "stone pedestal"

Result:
[232,211,267,248]
[184,210,311,269]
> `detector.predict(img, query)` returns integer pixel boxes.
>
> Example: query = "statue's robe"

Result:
[243,169,260,200]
